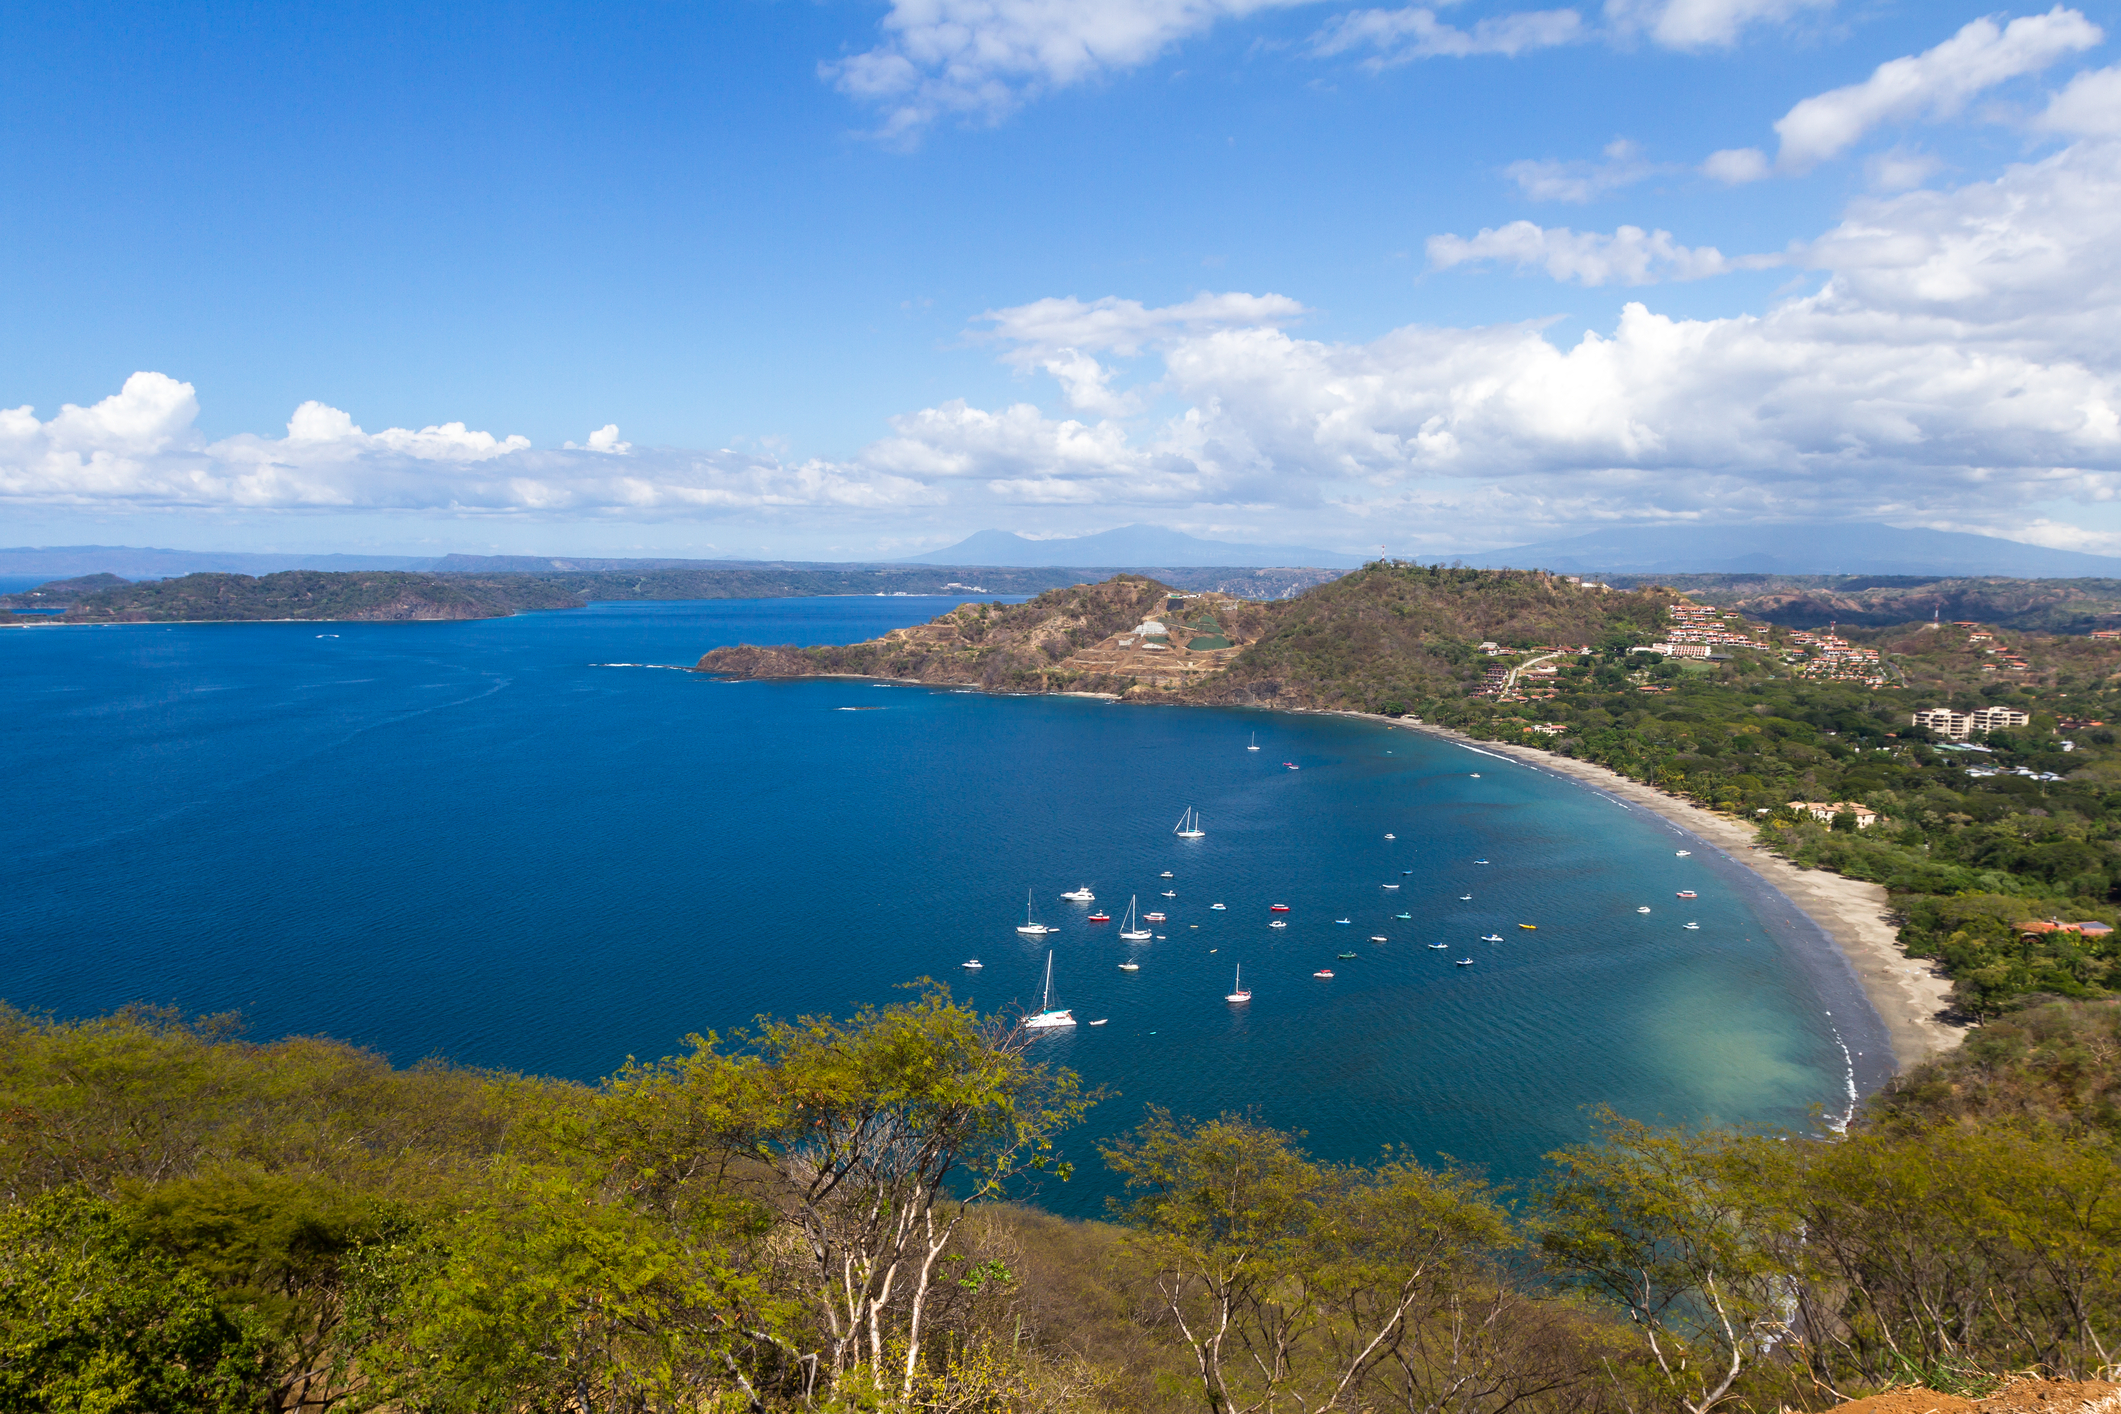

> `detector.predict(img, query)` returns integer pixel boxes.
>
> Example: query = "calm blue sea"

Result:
[0,597,1889,1211]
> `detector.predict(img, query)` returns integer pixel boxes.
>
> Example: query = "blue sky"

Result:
[7,0,2121,559]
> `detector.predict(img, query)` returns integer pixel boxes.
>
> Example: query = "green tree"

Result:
[0,1190,266,1414]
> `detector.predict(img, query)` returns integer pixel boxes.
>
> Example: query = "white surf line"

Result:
[1456,743,1512,761]
[1822,1014,1860,1133]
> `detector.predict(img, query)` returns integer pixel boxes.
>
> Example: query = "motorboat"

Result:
[1459,894,1472,901]
[1381,883,1400,890]
[1268,920,1287,929]
[1088,911,1110,922]
[1637,906,1651,914]
[1089,1018,1108,1025]
[962,958,984,969]
[1384,832,1395,840]
[1455,958,1474,967]
[1270,904,1290,912]
[1370,935,1387,942]
[1145,911,1167,922]
[1024,952,1075,1030]
[1481,933,1504,942]
[1402,869,1414,875]
[1016,888,1052,936]
[1684,922,1701,930]
[1061,886,1095,902]
[1313,968,1334,978]
[1470,773,1481,778]
[1338,951,1358,959]
[1161,890,1177,898]
[1335,918,1351,925]
[1428,941,1449,949]
[1676,890,1698,899]
[1226,965,1251,1002]
[1676,850,1692,857]
[1473,859,1489,865]
[1161,870,1174,878]
[1395,912,1412,920]
[1210,902,1226,910]
[1118,960,1140,971]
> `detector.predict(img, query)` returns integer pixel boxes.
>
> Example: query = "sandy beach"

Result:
[1391,720,1966,1072]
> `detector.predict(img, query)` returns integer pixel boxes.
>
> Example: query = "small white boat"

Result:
[1269,920,1287,929]
[1089,1018,1108,1025]
[1161,890,1176,898]
[1481,933,1504,942]
[1459,894,1472,901]
[1470,773,1480,778]
[1428,941,1448,949]
[1174,807,1205,839]
[1381,883,1400,890]
[1684,922,1700,930]
[1370,935,1387,943]
[1313,968,1334,979]
[1024,952,1075,1030]
[962,958,983,969]
[1676,850,1691,857]
[1456,958,1475,967]
[1061,885,1095,902]
[1210,902,1226,910]
[1226,964,1251,1002]
[1118,960,1139,971]
[1248,733,1260,752]
[1636,906,1651,914]
[1473,859,1489,865]
[1119,896,1152,941]
[1016,888,1052,936]
[1384,832,1395,840]
[1335,918,1351,925]
[1161,870,1174,878]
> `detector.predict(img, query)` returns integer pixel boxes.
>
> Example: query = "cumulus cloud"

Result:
[1425,220,1781,284]
[0,380,931,517]
[1601,0,1832,50]
[2040,62,2121,135]
[1505,138,1660,201]
[1309,5,1584,68]
[976,290,1310,363]
[564,424,633,454]
[823,0,1307,143]
[1773,7,2102,172]
[1701,146,1770,184]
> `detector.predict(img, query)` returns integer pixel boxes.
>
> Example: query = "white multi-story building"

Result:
[1911,706,2030,739]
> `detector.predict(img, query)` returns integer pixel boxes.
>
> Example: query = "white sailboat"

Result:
[1016,888,1052,936]
[1174,807,1204,839]
[1118,895,1152,941]
[1248,732,1260,751]
[1024,951,1075,1030]
[1225,964,1251,1003]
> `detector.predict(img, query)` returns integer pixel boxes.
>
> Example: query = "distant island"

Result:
[699,563,2121,1028]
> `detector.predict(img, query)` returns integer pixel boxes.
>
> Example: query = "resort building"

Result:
[1788,800,1880,827]
[1911,705,2030,739]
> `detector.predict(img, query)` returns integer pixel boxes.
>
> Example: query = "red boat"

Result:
[1312,968,1334,978]
[1676,890,1698,899]
[1088,911,1110,922]
[1145,911,1167,922]
[1270,904,1290,912]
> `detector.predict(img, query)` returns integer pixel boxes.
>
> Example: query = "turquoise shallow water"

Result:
[0,597,1888,1212]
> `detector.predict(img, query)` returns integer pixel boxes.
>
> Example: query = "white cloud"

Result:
[1426,220,1780,284]
[1309,6,1584,68]
[564,424,633,454]
[0,382,930,516]
[1602,0,1832,51]
[1505,138,1658,201]
[2039,62,2121,134]
[823,0,1307,144]
[1700,146,1770,184]
[1774,7,2102,172]
[976,291,1308,363]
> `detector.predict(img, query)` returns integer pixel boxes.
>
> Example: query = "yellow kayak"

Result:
[1519,923,1538,930]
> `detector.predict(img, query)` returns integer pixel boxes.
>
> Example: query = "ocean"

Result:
[0,596,1888,1211]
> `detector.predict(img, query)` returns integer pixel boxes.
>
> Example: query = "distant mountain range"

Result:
[900,526,1370,568]
[0,546,442,579]
[1464,523,2121,579]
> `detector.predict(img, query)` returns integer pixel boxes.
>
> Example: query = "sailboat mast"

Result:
[1042,951,1054,1010]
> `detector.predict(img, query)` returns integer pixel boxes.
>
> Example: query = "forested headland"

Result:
[3,994,2116,1413]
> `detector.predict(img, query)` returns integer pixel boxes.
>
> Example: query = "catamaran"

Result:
[1225,964,1251,1002]
[1174,807,1204,839]
[1016,888,1052,936]
[1024,952,1075,1030]
[1119,896,1152,941]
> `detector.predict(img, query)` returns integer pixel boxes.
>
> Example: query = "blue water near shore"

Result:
[0,597,1889,1212]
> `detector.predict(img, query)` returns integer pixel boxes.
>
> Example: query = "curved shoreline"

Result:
[1385,718,1964,1074]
